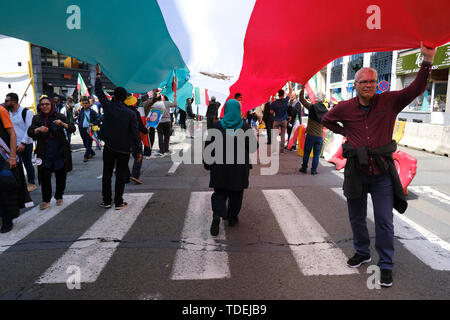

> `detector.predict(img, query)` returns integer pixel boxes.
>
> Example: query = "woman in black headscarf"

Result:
[28,96,75,210]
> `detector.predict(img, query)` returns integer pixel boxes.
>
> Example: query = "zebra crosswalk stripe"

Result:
[171,191,230,280]
[0,195,83,254]
[36,193,153,284]
[331,188,450,271]
[262,189,358,276]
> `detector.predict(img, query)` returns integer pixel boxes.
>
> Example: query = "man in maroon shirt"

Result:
[322,43,436,287]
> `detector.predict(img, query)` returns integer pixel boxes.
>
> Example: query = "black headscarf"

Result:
[309,102,328,123]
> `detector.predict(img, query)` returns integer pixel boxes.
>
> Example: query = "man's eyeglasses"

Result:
[356,80,377,85]
[4,99,11,103]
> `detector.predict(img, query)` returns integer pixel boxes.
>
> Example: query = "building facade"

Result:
[31,44,115,102]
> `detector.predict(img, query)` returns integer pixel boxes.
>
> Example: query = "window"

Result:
[433,82,447,112]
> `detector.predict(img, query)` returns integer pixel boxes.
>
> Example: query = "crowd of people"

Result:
[0,43,436,288]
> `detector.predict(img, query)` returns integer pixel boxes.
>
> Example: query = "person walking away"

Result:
[298,89,327,175]
[262,101,274,145]
[206,96,221,129]
[185,98,196,139]
[4,92,37,192]
[287,93,303,150]
[321,42,436,287]
[203,99,257,236]
[270,82,293,153]
[125,98,149,184]
[28,96,75,210]
[153,94,177,155]
[142,92,158,158]
[95,64,142,210]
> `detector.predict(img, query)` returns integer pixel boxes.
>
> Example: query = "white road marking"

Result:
[262,189,358,276]
[168,143,191,174]
[0,195,83,254]
[409,186,450,206]
[171,192,230,280]
[36,193,153,284]
[332,188,450,271]
[168,162,181,174]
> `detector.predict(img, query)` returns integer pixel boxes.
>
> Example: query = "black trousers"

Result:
[102,146,130,206]
[211,189,244,220]
[266,121,274,144]
[41,166,67,202]
[143,127,156,156]
[79,127,94,159]
[157,122,171,154]
[207,117,215,129]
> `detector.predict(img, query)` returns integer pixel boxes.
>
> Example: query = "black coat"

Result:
[27,112,75,184]
[95,78,142,154]
[206,101,221,119]
[203,121,257,191]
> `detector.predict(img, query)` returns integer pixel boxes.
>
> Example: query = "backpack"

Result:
[21,108,29,123]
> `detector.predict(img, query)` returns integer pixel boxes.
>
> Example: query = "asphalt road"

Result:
[0,123,449,300]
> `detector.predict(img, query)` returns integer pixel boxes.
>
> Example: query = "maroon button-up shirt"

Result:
[322,61,432,174]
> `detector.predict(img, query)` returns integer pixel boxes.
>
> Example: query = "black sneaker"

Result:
[115,202,128,210]
[210,216,220,236]
[311,171,318,175]
[100,202,112,209]
[379,269,393,287]
[299,168,307,174]
[0,222,13,233]
[347,253,371,267]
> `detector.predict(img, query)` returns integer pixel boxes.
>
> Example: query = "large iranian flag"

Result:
[1,0,449,115]
[77,73,90,97]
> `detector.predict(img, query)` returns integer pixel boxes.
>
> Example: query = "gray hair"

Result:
[355,67,378,82]
[316,92,325,102]
[211,96,216,101]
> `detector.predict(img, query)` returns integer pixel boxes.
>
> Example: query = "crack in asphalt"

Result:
[1,234,433,253]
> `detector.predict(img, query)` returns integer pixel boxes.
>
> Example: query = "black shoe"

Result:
[115,202,128,210]
[100,202,112,209]
[299,168,307,174]
[210,216,220,236]
[379,269,393,287]
[347,253,371,268]
[228,217,239,227]
[0,222,13,233]
[311,171,318,175]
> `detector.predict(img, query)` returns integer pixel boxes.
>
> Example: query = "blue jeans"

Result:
[301,134,323,173]
[19,143,35,184]
[347,171,395,270]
